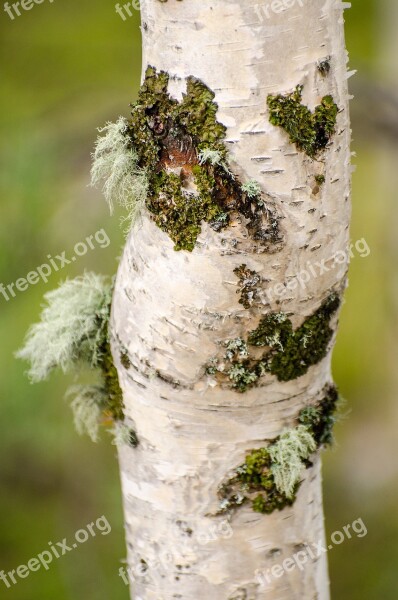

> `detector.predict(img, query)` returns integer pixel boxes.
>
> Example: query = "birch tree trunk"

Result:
[112,1,351,598]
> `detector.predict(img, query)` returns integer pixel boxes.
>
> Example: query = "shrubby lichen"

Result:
[91,117,149,231]
[67,385,106,443]
[269,425,316,498]
[218,384,339,515]
[111,421,139,448]
[241,179,262,199]
[16,273,112,380]
[17,273,130,442]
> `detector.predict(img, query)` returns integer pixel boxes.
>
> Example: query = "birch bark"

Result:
[112,1,351,598]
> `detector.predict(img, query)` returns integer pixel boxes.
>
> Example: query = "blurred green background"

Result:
[0,1,396,598]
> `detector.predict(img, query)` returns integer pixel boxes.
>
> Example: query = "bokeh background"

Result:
[1,1,397,598]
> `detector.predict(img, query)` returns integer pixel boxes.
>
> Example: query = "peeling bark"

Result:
[112,1,351,598]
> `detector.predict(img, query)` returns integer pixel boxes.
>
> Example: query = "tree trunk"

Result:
[112,1,351,598]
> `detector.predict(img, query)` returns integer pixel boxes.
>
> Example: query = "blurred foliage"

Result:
[0,1,396,598]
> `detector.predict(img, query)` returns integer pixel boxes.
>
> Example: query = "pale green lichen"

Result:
[241,179,262,199]
[198,148,224,167]
[224,338,248,360]
[16,273,112,381]
[67,385,106,443]
[91,117,149,231]
[198,148,234,177]
[17,273,129,442]
[218,384,339,515]
[269,425,317,498]
[228,364,258,391]
[111,421,139,448]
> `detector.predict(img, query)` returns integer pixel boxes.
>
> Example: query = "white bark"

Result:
[112,1,351,598]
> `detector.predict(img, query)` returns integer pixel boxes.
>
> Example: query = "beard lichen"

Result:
[17,273,134,444]
[218,384,339,515]
[267,85,338,158]
[205,293,340,392]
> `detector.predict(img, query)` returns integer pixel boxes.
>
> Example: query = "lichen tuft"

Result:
[17,273,126,441]
[218,384,339,515]
[269,425,316,498]
[241,179,262,199]
[91,117,148,231]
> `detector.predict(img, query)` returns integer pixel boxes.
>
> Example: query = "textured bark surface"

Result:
[112,1,351,598]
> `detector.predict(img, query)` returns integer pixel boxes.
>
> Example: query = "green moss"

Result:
[127,66,177,171]
[252,491,295,514]
[267,85,338,158]
[147,170,224,251]
[299,384,339,445]
[98,339,124,422]
[178,77,227,154]
[315,174,325,185]
[125,67,283,252]
[120,349,131,369]
[218,445,297,515]
[206,293,340,392]
[218,384,339,515]
[248,311,292,349]
[265,293,340,381]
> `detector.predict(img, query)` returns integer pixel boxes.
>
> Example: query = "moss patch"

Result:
[125,67,283,252]
[98,338,124,422]
[218,446,296,515]
[206,294,340,392]
[262,293,340,382]
[218,384,339,515]
[267,85,338,158]
[146,170,224,251]
[120,349,131,370]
